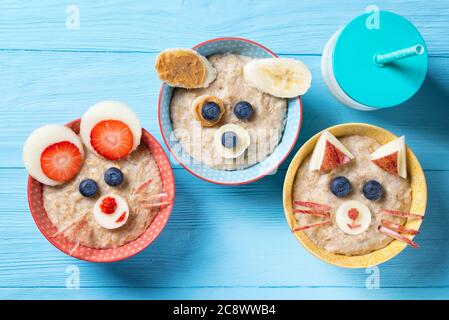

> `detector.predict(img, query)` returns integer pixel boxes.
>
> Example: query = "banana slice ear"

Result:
[243,58,312,98]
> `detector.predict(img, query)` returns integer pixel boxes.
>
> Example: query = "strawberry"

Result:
[372,151,398,176]
[116,211,127,223]
[40,141,83,182]
[90,120,133,160]
[348,208,359,221]
[321,141,351,171]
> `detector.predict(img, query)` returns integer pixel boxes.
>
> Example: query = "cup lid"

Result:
[333,11,428,108]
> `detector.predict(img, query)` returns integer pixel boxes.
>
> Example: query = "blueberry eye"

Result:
[362,180,384,201]
[201,102,221,121]
[104,167,124,186]
[79,179,98,197]
[330,176,352,197]
[233,101,254,120]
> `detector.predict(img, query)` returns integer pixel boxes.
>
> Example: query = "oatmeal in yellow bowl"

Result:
[283,123,427,268]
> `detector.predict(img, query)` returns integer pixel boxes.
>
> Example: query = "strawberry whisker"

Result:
[381,209,424,220]
[378,226,419,248]
[69,241,81,256]
[293,209,330,218]
[69,218,88,237]
[142,201,172,209]
[139,193,168,202]
[381,219,419,235]
[134,178,153,195]
[291,220,331,232]
[294,201,331,212]
[51,211,88,238]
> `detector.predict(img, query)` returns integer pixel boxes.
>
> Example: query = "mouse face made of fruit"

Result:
[292,131,423,249]
[23,101,169,240]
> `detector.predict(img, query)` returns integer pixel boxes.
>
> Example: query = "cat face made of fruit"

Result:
[23,101,167,231]
[292,131,422,249]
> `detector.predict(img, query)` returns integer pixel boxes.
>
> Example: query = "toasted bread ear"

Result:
[309,131,354,171]
[155,48,217,89]
[370,136,407,179]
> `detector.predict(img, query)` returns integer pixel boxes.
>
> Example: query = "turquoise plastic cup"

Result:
[321,10,428,111]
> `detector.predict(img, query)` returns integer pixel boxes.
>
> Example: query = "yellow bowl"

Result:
[283,123,427,268]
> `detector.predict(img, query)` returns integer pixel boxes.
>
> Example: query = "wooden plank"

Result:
[0,168,447,290]
[0,0,448,55]
[1,287,449,300]
[1,52,448,170]
[1,0,448,300]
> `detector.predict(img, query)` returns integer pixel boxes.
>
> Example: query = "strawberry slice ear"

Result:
[309,131,354,172]
[90,120,134,160]
[23,124,85,186]
[79,101,142,161]
[370,136,407,179]
[40,141,84,182]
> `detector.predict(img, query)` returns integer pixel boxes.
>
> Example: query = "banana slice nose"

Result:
[214,124,250,159]
[335,200,372,235]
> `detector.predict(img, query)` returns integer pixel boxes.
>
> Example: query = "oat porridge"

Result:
[44,145,163,249]
[170,54,288,170]
[23,101,171,252]
[292,134,416,256]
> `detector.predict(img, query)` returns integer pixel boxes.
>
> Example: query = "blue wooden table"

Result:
[1,0,448,300]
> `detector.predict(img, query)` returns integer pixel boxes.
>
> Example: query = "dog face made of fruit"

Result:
[190,58,312,161]
[155,49,312,161]
[192,96,253,160]
[23,101,144,230]
[293,131,422,248]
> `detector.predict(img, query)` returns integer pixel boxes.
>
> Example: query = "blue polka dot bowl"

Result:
[158,37,303,185]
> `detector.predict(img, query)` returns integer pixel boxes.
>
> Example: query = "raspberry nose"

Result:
[336,200,372,235]
[348,208,359,220]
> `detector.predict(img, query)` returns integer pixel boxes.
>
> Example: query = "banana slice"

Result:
[214,124,250,159]
[93,194,129,230]
[243,58,312,98]
[155,48,217,89]
[335,200,372,235]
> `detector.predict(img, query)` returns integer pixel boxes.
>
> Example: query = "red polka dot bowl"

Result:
[27,119,175,262]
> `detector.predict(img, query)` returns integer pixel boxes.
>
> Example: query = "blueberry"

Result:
[79,179,98,197]
[221,131,237,149]
[363,180,384,201]
[201,102,221,121]
[104,167,124,186]
[330,176,352,197]
[234,101,254,120]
